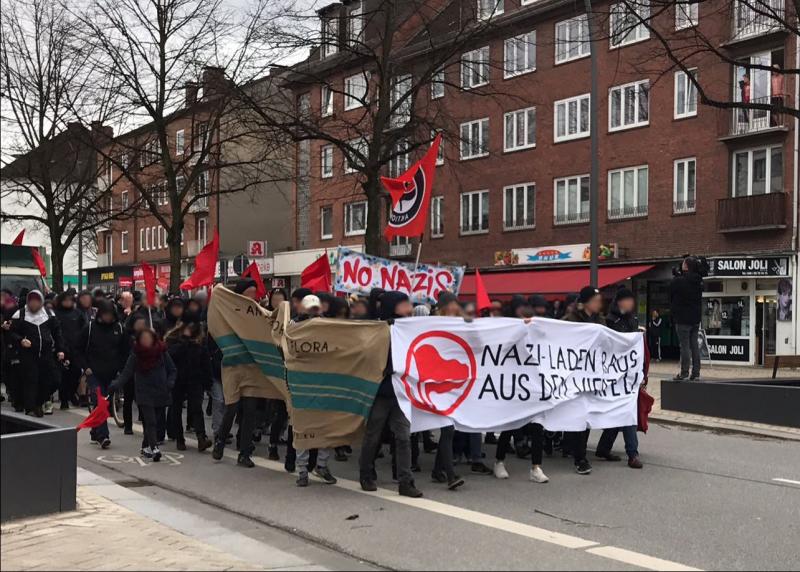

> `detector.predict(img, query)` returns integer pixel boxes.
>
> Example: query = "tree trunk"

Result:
[364,176,383,256]
[168,231,183,294]
[49,244,65,293]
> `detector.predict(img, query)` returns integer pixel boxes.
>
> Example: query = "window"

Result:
[389,140,410,177]
[608,165,649,219]
[460,118,489,160]
[431,196,444,237]
[674,157,696,213]
[478,0,503,19]
[195,172,210,208]
[176,129,185,155]
[197,217,208,245]
[610,1,650,48]
[344,73,368,110]
[321,206,333,239]
[554,94,590,142]
[554,175,590,224]
[176,175,185,194]
[321,145,334,178]
[120,231,129,254]
[156,226,162,249]
[732,145,783,197]
[321,85,334,116]
[345,137,368,173]
[675,2,698,29]
[193,122,208,152]
[503,183,536,230]
[433,130,445,165]
[145,227,152,251]
[609,80,649,131]
[104,233,112,261]
[431,68,445,99]
[504,107,536,152]
[298,93,311,119]
[389,74,412,128]
[104,195,113,217]
[460,190,489,234]
[345,201,367,236]
[139,228,144,252]
[555,15,590,64]
[461,46,490,89]
[348,2,363,45]
[674,69,698,119]
[733,0,782,39]
[504,31,536,77]
[121,190,129,210]
[321,16,339,58]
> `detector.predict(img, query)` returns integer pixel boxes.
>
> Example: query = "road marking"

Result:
[68,409,701,571]
[97,453,184,467]
[772,478,800,486]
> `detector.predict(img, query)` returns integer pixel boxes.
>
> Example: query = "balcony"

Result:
[389,242,413,258]
[673,199,696,214]
[731,0,784,41]
[608,205,648,221]
[554,212,590,225]
[96,252,112,267]
[188,195,210,213]
[723,97,787,139]
[717,192,786,232]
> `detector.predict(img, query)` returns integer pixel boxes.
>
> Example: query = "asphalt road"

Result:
[43,406,800,571]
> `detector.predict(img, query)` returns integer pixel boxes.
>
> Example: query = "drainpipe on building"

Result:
[792,32,799,354]
[585,0,599,287]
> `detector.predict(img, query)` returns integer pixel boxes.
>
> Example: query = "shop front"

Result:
[273,246,364,291]
[86,265,135,294]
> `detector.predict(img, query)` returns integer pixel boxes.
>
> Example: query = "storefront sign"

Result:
[255,258,274,275]
[495,244,618,266]
[100,271,115,281]
[248,241,267,258]
[118,277,133,288]
[705,337,750,362]
[271,278,286,289]
[708,257,789,277]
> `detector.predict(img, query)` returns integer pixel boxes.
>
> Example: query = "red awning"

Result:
[460,264,654,297]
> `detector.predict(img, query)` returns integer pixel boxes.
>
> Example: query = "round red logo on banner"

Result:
[400,331,477,416]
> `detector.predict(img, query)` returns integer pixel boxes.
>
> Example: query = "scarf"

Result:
[12,290,50,326]
[134,340,166,372]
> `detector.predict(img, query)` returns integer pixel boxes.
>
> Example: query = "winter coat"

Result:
[167,337,213,390]
[377,292,409,398]
[110,352,176,407]
[562,308,605,325]
[669,272,703,325]
[606,308,639,334]
[53,307,89,357]
[9,306,65,360]
[75,318,129,380]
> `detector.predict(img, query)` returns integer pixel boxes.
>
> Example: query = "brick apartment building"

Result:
[287,0,799,365]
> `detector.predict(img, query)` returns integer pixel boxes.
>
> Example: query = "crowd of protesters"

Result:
[0,270,672,498]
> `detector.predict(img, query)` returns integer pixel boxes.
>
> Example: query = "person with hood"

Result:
[1,290,21,409]
[109,328,176,462]
[528,295,551,318]
[76,299,129,448]
[53,290,89,409]
[163,297,185,332]
[595,287,644,469]
[165,321,213,453]
[670,257,704,381]
[7,290,66,417]
[359,291,422,498]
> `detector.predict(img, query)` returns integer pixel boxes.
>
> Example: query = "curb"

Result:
[650,413,800,442]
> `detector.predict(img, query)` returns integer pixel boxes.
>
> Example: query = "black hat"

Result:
[291,287,313,302]
[437,291,459,308]
[578,286,601,304]
[234,279,257,295]
[614,287,635,303]
[528,294,548,309]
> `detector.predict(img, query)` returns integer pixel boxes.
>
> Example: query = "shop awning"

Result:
[460,264,655,297]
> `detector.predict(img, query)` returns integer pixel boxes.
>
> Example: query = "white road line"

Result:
[772,478,800,486]
[68,409,701,571]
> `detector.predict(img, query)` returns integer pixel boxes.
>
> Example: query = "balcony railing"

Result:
[389,243,413,258]
[554,212,590,225]
[729,96,785,136]
[673,199,696,214]
[732,0,784,40]
[717,191,786,232]
[189,195,210,213]
[96,252,112,267]
[608,205,648,220]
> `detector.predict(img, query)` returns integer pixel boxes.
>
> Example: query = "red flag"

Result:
[301,252,332,292]
[383,134,442,241]
[31,247,47,277]
[141,261,157,306]
[76,388,111,431]
[474,269,491,312]
[180,230,219,290]
[240,262,267,300]
[11,229,25,245]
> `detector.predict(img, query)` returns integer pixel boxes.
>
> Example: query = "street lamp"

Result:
[584,0,599,288]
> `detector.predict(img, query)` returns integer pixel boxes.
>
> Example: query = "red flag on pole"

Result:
[141,261,157,305]
[383,134,442,241]
[11,229,25,245]
[240,262,267,300]
[76,388,111,431]
[180,230,219,291]
[474,269,491,312]
[31,247,47,277]
[301,252,332,292]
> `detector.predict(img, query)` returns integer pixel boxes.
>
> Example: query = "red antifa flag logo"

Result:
[400,331,477,415]
[383,134,442,241]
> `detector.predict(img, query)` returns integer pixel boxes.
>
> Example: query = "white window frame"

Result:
[321,145,334,178]
[321,85,334,117]
[460,190,489,235]
[344,72,369,110]
[145,227,151,251]
[504,107,536,152]
[104,233,113,264]
[478,0,504,20]
[389,74,413,129]
[120,231,129,254]
[554,174,591,225]
[175,129,185,156]
[321,16,339,58]
[675,1,698,29]
[433,130,445,165]
[554,94,590,142]
[321,206,334,239]
[121,190,129,210]
[197,217,208,245]
[344,201,368,236]
[345,137,368,174]
[674,69,698,119]
[674,157,697,213]
[608,164,649,219]
[461,46,490,89]
[348,2,364,46]
[555,15,590,64]
[732,145,783,197]
[139,228,144,252]
[610,1,651,48]
[504,30,536,78]
[389,139,410,178]
[460,118,490,160]
[431,67,445,99]
[609,79,650,132]
[503,183,536,231]
[431,196,444,237]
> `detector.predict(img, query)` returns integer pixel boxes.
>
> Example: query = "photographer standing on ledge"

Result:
[670,256,705,381]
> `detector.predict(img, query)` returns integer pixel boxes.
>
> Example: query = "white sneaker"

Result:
[43,401,54,415]
[493,461,509,479]
[530,466,550,483]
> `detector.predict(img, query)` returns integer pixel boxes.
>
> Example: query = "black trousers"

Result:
[170,384,207,442]
[59,361,81,404]
[567,429,590,464]
[19,354,57,412]
[496,423,544,465]
[268,399,289,446]
[139,405,163,451]
[217,396,257,455]
[122,379,135,431]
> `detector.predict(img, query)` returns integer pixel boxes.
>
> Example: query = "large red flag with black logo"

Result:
[383,134,441,241]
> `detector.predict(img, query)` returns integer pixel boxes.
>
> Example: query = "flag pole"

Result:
[412,234,424,275]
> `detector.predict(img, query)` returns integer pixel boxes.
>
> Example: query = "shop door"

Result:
[755,296,777,365]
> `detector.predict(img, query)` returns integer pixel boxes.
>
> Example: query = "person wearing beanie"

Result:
[412,304,431,317]
[528,294,550,317]
[234,278,258,298]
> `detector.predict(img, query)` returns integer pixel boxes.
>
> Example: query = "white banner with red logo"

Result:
[391,317,644,433]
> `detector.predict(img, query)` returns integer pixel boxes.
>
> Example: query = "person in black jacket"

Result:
[8,290,66,417]
[165,322,213,452]
[669,257,704,381]
[1,289,22,410]
[54,291,89,409]
[76,300,129,448]
[162,297,185,332]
